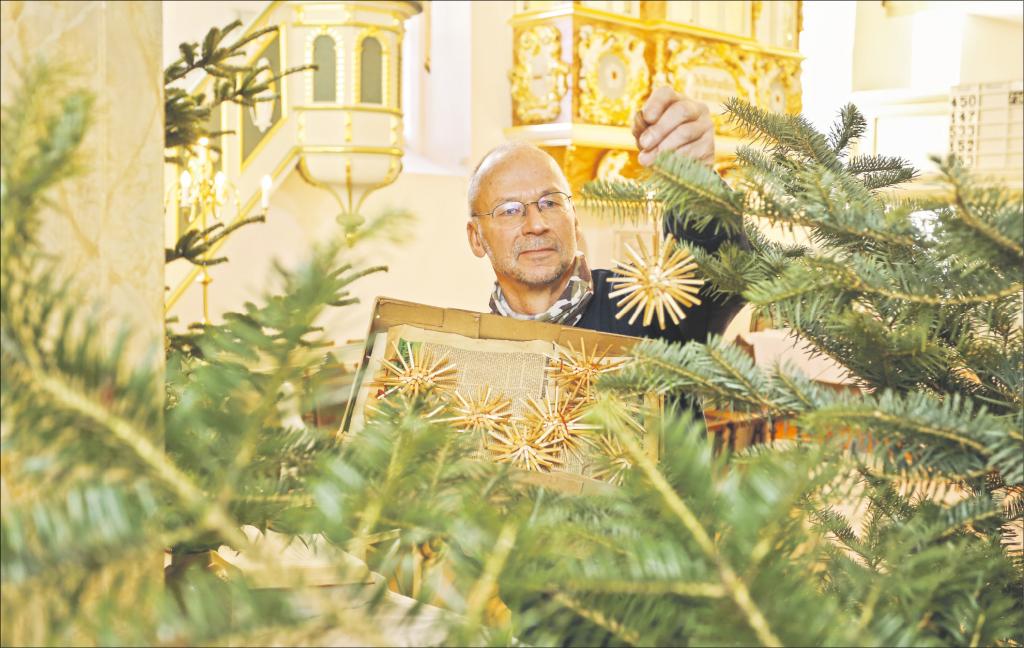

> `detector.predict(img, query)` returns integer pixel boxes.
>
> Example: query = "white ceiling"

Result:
[963,1,1024,23]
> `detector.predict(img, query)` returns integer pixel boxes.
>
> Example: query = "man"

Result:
[467,87,744,345]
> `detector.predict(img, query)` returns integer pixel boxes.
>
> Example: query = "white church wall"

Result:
[166,1,513,346]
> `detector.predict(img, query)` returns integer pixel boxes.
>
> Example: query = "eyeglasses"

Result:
[471,191,572,230]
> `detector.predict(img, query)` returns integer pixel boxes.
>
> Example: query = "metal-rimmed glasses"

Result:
[471,191,572,230]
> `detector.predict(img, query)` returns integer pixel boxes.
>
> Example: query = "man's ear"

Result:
[467,220,487,258]
[573,213,587,253]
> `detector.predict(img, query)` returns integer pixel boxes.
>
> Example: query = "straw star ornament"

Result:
[591,433,634,486]
[548,340,626,403]
[366,392,448,422]
[444,386,512,433]
[522,388,597,463]
[608,233,704,329]
[373,342,457,399]
[487,421,563,473]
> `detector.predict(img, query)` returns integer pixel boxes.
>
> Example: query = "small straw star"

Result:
[522,388,597,464]
[547,339,626,403]
[591,433,634,486]
[608,233,704,330]
[373,342,457,399]
[444,386,513,433]
[487,421,563,473]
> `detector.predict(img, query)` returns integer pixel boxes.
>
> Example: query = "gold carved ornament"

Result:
[666,37,756,136]
[578,25,650,126]
[665,37,801,135]
[595,150,631,183]
[509,25,569,124]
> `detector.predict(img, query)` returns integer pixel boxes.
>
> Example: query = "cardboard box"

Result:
[341,297,658,495]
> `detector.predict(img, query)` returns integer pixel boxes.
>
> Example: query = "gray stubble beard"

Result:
[480,233,574,289]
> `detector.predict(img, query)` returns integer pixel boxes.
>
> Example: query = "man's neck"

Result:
[497,267,574,316]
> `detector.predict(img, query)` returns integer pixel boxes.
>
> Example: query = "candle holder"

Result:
[166,137,271,323]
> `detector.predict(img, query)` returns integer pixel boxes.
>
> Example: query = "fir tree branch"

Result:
[845,154,913,175]
[859,167,918,190]
[828,104,867,156]
[610,415,783,647]
[551,593,641,646]
[650,151,746,234]
[841,274,1023,306]
[952,188,1024,262]
[165,215,266,265]
[969,611,986,648]
[557,580,725,598]
[705,342,777,412]
[32,370,248,549]
[802,407,988,455]
[725,97,841,171]
[164,22,315,152]
[639,354,760,406]
[579,179,654,225]
[798,169,918,248]
[935,497,1004,541]
[462,522,517,637]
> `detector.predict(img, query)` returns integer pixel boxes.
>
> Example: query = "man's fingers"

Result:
[639,86,679,125]
[631,109,648,141]
[633,86,715,167]
[639,100,701,151]
[638,130,714,167]
[655,121,704,154]
[676,131,715,164]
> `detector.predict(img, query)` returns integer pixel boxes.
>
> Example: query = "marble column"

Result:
[0,0,165,368]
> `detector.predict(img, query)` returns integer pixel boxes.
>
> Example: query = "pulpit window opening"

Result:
[312,35,337,102]
[360,36,384,104]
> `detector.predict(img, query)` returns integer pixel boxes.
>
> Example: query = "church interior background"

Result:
[1,1,1022,643]
[3,0,1017,373]
[2,0,1021,492]
[157,0,1022,365]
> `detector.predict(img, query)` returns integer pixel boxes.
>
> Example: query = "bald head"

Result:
[465,140,581,304]
[468,141,570,217]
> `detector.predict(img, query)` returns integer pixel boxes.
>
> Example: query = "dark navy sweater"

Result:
[574,223,745,344]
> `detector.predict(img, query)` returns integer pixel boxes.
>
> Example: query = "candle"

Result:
[179,170,192,203]
[261,175,272,209]
[214,171,226,204]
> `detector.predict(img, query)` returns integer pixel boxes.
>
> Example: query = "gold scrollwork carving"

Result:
[665,35,800,135]
[748,54,802,117]
[509,25,569,124]
[596,150,630,182]
[578,26,650,126]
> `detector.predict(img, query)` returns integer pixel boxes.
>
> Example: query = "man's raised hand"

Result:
[632,86,715,168]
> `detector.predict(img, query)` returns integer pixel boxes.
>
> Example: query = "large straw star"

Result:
[608,233,704,330]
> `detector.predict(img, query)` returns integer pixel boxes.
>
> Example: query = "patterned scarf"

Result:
[489,253,594,326]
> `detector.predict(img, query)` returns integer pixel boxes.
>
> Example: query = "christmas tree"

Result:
[3,50,1022,645]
